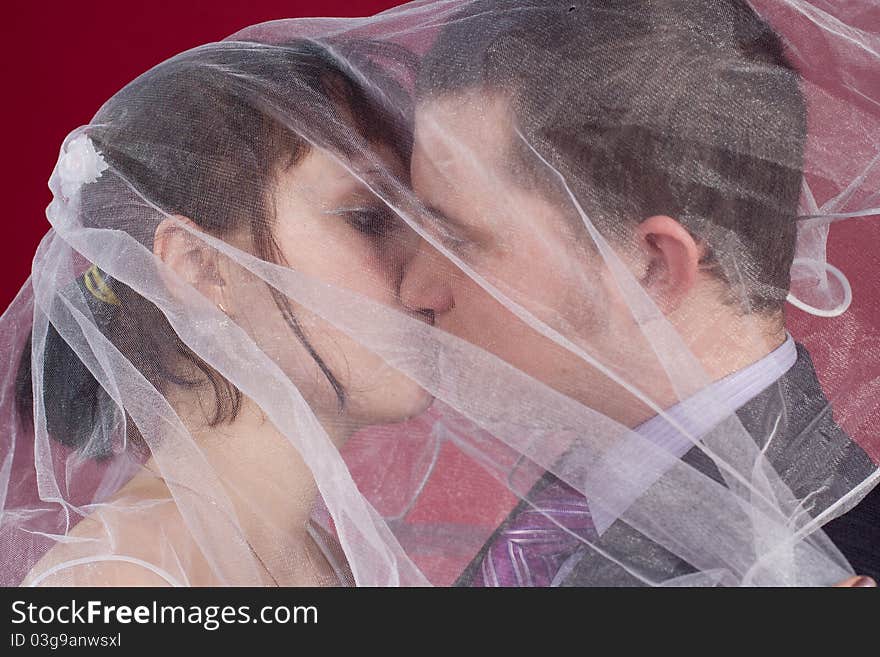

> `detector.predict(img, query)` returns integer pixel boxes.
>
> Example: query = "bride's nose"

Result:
[399,240,455,317]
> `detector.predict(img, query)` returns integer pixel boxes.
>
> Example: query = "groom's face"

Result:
[400,91,637,410]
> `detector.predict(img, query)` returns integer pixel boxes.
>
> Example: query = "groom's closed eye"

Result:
[423,205,484,252]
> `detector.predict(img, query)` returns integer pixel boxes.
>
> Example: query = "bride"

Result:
[11,38,431,586]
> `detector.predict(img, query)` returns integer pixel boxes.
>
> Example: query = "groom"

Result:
[398,0,880,584]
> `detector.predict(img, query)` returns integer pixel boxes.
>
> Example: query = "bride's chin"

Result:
[399,383,435,421]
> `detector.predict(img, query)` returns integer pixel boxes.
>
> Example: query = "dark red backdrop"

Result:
[2,0,402,311]
[1,3,876,584]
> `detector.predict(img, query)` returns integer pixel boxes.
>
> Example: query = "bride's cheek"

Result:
[333,245,399,302]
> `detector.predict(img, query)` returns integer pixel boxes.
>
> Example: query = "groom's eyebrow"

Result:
[423,204,464,230]
[422,204,468,238]
[423,204,489,246]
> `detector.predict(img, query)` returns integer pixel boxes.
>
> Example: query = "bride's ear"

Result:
[153,215,226,307]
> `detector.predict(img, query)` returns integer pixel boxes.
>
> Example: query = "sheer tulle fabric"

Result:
[1,0,878,586]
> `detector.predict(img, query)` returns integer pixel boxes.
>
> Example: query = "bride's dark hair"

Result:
[15,38,413,458]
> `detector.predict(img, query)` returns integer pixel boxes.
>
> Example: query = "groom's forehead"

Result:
[413,90,516,177]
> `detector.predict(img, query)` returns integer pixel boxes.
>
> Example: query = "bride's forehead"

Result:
[274,147,401,206]
[273,151,361,201]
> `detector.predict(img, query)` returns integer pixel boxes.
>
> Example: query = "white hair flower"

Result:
[57,134,109,199]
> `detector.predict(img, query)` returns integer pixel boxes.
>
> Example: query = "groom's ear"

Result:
[153,215,227,307]
[634,215,701,313]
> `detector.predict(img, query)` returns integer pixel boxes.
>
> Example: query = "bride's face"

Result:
[225,143,432,433]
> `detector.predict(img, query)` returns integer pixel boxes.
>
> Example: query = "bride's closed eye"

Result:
[330,205,396,240]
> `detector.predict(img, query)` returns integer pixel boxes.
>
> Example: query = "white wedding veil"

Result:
[1,0,878,586]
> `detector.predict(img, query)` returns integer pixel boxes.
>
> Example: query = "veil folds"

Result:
[1,0,878,586]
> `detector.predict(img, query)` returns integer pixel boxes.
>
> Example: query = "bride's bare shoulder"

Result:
[23,556,179,587]
[22,474,206,587]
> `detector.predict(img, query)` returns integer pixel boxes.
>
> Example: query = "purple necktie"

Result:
[471,476,597,587]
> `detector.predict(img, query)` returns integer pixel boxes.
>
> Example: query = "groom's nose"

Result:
[399,240,455,318]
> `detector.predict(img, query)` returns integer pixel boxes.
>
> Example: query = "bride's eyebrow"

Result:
[331,166,394,194]
[319,171,379,203]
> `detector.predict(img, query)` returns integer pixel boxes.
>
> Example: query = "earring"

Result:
[218,301,231,328]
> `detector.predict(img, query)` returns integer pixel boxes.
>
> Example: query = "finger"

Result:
[834,576,877,587]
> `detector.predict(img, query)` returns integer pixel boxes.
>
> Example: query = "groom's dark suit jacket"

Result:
[456,343,880,585]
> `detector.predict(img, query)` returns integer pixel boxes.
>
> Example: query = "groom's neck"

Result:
[600,307,789,429]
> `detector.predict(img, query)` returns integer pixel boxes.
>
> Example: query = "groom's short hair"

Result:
[416,0,807,314]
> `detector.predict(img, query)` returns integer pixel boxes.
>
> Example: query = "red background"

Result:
[2,0,402,311]
[1,1,876,585]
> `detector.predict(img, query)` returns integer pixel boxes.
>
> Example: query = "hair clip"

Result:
[83,264,121,306]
